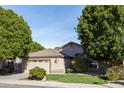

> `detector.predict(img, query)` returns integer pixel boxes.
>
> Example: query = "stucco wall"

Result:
[50,58,65,73]
[26,57,65,74]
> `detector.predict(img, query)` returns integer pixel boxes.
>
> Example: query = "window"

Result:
[89,61,99,69]
[75,53,81,57]
[33,60,37,62]
[54,59,58,63]
[39,60,49,62]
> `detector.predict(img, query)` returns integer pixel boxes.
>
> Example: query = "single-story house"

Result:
[26,49,66,73]
[15,41,107,74]
[26,42,84,73]
[1,41,117,74]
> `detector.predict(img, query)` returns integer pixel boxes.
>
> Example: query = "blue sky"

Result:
[2,5,84,48]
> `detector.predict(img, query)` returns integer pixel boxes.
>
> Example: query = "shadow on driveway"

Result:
[111,81,124,86]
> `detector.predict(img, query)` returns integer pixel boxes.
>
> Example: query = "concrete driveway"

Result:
[0,73,28,80]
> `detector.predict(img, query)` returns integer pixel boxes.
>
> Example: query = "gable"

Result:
[59,42,84,57]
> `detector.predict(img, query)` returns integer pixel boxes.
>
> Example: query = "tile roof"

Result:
[29,49,66,58]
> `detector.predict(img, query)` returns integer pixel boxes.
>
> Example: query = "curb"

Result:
[0,80,107,88]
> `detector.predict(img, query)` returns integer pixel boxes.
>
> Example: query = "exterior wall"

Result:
[64,58,73,69]
[60,44,84,57]
[15,57,22,63]
[50,58,65,73]
[26,57,65,74]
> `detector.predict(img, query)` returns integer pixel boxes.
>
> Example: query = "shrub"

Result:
[99,75,108,80]
[72,55,90,73]
[29,66,46,80]
[106,66,124,81]
[0,66,9,75]
[66,68,73,73]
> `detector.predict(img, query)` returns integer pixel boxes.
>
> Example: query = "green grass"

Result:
[47,74,107,84]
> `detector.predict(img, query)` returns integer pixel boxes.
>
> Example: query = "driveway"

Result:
[0,73,28,80]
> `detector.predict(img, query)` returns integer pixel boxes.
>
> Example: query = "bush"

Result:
[66,68,73,73]
[0,66,9,75]
[99,75,108,80]
[106,66,124,81]
[28,66,46,80]
[72,55,90,73]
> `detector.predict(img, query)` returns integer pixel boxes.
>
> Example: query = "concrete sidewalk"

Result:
[0,79,108,88]
[0,79,124,88]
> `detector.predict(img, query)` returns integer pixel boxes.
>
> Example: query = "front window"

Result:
[89,61,99,69]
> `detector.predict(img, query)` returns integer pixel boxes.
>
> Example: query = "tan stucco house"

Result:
[26,42,84,73]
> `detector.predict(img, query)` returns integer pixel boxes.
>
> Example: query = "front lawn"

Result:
[47,74,106,84]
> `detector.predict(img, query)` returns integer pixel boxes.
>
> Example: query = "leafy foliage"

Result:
[106,65,124,81]
[0,7,32,61]
[72,55,90,73]
[66,68,73,73]
[0,66,9,75]
[29,66,46,80]
[76,6,124,62]
[30,41,44,53]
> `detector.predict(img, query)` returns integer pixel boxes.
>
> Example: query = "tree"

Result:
[30,41,44,53]
[0,7,32,62]
[76,6,124,63]
[72,55,90,73]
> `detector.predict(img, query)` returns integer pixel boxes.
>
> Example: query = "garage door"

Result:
[26,60,50,73]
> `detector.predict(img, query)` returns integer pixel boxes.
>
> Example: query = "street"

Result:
[0,83,57,88]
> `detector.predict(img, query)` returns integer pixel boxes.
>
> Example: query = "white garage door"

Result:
[26,60,50,73]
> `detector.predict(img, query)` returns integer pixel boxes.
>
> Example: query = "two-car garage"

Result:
[26,60,50,73]
[26,49,66,74]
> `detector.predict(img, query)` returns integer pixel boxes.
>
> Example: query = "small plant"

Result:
[66,68,73,73]
[106,66,124,81]
[28,66,46,80]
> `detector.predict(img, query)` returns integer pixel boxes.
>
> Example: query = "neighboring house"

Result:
[26,42,84,73]
[0,58,23,73]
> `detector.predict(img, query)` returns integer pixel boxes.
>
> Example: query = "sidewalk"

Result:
[0,79,108,88]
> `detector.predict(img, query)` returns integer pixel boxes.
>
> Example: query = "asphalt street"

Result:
[0,83,58,88]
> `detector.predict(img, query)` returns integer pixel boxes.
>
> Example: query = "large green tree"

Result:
[30,41,44,53]
[76,6,124,63]
[0,7,32,61]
